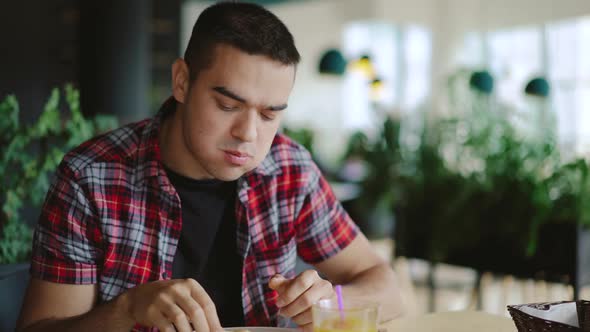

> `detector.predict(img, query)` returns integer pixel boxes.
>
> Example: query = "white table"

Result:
[380,311,517,332]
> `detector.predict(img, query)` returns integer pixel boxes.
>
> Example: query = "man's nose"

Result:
[231,109,257,142]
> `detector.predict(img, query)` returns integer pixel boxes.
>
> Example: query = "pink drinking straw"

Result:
[335,284,345,321]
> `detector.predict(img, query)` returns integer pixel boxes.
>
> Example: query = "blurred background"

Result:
[1,0,590,328]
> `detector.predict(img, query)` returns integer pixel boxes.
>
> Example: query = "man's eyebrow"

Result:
[212,86,288,111]
[212,86,246,103]
[267,103,288,111]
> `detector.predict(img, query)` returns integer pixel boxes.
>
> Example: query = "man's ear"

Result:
[172,58,190,104]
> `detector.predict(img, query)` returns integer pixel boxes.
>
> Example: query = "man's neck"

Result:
[158,103,210,180]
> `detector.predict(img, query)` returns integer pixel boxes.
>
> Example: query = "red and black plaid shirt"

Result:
[31,100,359,331]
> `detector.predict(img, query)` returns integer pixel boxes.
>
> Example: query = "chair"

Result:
[0,264,30,332]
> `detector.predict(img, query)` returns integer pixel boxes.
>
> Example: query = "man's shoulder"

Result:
[254,133,322,184]
[61,118,154,174]
[267,133,315,169]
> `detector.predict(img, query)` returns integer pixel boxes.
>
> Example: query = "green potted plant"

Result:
[283,126,315,156]
[0,85,118,276]
[340,116,402,239]
[392,91,590,296]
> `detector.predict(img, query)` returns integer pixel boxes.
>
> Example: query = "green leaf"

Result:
[31,88,62,137]
[0,94,19,138]
[93,115,119,133]
[0,85,118,263]
[0,220,33,264]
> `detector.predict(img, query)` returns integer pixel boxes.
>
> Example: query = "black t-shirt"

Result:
[164,167,244,327]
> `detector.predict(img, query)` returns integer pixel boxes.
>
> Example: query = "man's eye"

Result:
[219,104,236,112]
[261,113,275,121]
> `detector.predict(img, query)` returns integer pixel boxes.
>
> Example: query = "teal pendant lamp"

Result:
[469,70,494,95]
[318,49,347,75]
[525,77,550,97]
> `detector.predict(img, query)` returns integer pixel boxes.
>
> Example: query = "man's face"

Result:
[174,44,296,181]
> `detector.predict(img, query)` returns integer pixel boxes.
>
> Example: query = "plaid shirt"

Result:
[31,100,359,331]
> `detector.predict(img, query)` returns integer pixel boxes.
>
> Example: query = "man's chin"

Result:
[211,166,252,181]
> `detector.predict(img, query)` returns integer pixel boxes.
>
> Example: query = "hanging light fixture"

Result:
[524,77,550,97]
[318,48,347,75]
[369,77,384,102]
[348,54,375,79]
[469,70,494,95]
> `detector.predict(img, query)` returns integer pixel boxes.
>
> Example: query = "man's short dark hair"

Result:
[183,1,301,80]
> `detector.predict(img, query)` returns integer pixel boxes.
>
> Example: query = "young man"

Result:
[17,2,404,332]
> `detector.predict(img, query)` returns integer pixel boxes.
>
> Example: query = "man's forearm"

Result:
[341,263,405,322]
[18,293,135,332]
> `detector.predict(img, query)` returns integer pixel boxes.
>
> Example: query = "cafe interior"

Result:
[1,0,590,331]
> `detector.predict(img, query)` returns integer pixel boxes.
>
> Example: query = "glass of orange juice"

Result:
[312,298,379,332]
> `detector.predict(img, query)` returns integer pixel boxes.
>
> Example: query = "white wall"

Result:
[272,0,370,163]
[374,0,437,25]
[473,0,590,30]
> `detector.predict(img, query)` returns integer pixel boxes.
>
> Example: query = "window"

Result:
[488,27,543,112]
[342,22,431,133]
[402,26,432,112]
[547,17,590,153]
[454,17,590,155]
[342,22,398,132]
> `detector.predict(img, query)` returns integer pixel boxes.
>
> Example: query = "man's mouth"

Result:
[225,150,251,157]
[223,150,252,166]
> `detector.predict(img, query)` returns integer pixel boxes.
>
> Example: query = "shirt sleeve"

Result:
[30,162,102,284]
[295,162,360,264]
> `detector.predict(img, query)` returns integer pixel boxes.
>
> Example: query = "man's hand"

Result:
[121,278,223,332]
[268,270,335,332]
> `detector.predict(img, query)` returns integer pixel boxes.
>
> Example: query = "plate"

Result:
[225,327,298,332]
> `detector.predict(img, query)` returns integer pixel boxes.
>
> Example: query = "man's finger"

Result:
[171,312,193,332]
[176,294,207,332]
[289,308,313,326]
[152,311,175,332]
[279,278,333,317]
[301,323,314,332]
[164,304,192,332]
[186,278,222,332]
[201,298,222,332]
[268,274,289,291]
[275,270,318,308]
